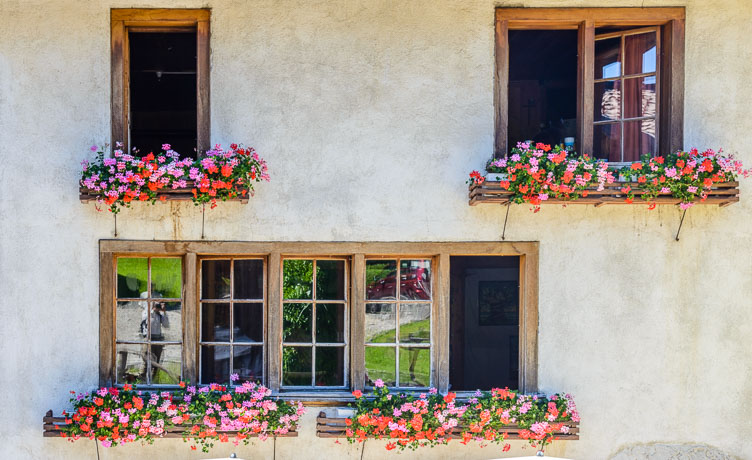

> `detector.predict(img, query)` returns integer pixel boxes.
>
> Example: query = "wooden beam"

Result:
[350,254,365,391]
[435,253,450,393]
[494,19,509,157]
[99,251,115,386]
[497,7,684,28]
[660,18,685,154]
[182,253,197,384]
[577,20,595,156]
[110,19,126,150]
[112,9,210,22]
[197,19,211,155]
[267,251,282,392]
[520,251,539,393]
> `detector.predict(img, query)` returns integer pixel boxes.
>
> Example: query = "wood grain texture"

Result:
[112,9,210,22]
[520,251,539,393]
[99,251,115,386]
[660,18,685,154]
[435,253,450,393]
[267,251,282,392]
[197,20,211,155]
[350,254,365,391]
[496,7,684,28]
[494,19,509,158]
[110,19,126,149]
[183,253,197,384]
[577,20,595,156]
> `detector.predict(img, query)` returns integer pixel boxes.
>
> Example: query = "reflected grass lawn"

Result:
[366,319,430,387]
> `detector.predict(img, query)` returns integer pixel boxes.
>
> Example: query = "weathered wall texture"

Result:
[1,0,751,459]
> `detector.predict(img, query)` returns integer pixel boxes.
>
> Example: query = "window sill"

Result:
[469,180,740,207]
[42,410,298,438]
[315,411,580,440]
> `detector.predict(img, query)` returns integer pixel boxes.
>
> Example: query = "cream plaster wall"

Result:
[1,0,751,459]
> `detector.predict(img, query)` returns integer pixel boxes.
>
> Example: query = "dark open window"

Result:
[495,8,684,162]
[111,9,210,158]
[129,32,197,156]
[450,256,520,391]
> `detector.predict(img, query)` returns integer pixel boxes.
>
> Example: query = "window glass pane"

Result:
[365,303,396,343]
[151,258,182,299]
[399,347,430,388]
[400,259,431,301]
[283,346,312,386]
[316,303,345,343]
[283,303,312,342]
[623,119,656,163]
[117,258,148,298]
[234,303,263,343]
[151,344,181,385]
[594,80,621,122]
[233,345,263,383]
[399,303,430,344]
[201,303,230,342]
[595,37,622,79]
[116,300,147,342]
[151,301,181,342]
[201,345,230,384]
[624,76,657,119]
[315,347,344,386]
[593,123,622,162]
[625,32,656,75]
[202,260,231,300]
[283,260,313,300]
[234,259,264,300]
[366,260,397,300]
[116,343,148,384]
[316,260,346,300]
[365,346,396,387]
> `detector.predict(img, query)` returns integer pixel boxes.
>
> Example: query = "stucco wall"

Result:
[1,0,751,459]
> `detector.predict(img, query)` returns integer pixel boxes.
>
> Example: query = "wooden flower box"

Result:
[315,411,579,441]
[469,181,740,207]
[78,182,249,204]
[43,410,298,439]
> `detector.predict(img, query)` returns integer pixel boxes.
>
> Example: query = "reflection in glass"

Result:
[283,303,312,342]
[594,80,621,122]
[624,77,656,120]
[116,300,146,342]
[201,303,230,342]
[400,259,431,300]
[233,345,263,383]
[316,260,346,300]
[316,303,345,343]
[366,260,397,300]
[399,347,430,387]
[151,258,182,299]
[201,345,230,384]
[152,301,181,342]
[234,259,264,300]
[625,32,656,75]
[151,344,181,384]
[117,258,147,298]
[595,37,621,79]
[283,260,313,300]
[365,304,396,343]
[283,346,312,386]
[116,343,148,384]
[623,120,656,162]
[234,303,263,342]
[365,346,396,387]
[593,123,622,162]
[315,347,344,386]
[201,260,231,299]
[399,303,430,344]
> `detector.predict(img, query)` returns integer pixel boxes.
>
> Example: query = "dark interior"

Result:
[450,256,519,391]
[508,30,578,148]
[129,31,197,157]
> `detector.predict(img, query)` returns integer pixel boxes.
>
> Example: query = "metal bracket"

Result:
[501,202,511,240]
[675,209,688,241]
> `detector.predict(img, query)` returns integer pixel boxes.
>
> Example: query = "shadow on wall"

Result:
[610,443,732,460]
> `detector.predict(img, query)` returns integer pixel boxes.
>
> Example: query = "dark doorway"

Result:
[508,30,578,148]
[129,32,197,157]
[450,256,519,391]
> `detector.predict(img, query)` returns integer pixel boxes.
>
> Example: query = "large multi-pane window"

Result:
[200,258,265,384]
[364,259,432,388]
[103,242,539,394]
[115,257,183,385]
[282,258,348,388]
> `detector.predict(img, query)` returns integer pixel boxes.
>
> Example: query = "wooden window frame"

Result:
[100,241,539,397]
[111,8,210,155]
[494,7,685,159]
